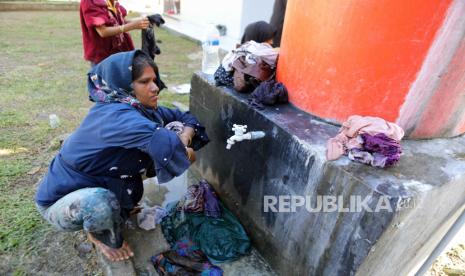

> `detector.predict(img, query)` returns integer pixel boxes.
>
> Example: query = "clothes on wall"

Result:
[215,41,279,93]
[221,41,278,72]
[326,115,404,168]
[248,79,288,109]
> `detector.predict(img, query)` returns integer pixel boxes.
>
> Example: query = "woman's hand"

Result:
[179,126,195,147]
[94,17,150,38]
[126,17,150,31]
[179,133,192,147]
[186,147,196,163]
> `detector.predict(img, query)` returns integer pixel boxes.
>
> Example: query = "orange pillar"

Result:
[277,0,465,138]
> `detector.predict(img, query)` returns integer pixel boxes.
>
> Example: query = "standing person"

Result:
[35,50,209,261]
[269,0,287,47]
[80,0,150,66]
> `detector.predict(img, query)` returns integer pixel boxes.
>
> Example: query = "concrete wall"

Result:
[190,73,465,275]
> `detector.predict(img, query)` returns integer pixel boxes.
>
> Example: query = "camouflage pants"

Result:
[36,187,124,248]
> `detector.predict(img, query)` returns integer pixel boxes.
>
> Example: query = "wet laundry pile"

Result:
[151,238,223,276]
[326,115,404,168]
[152,179,250,274]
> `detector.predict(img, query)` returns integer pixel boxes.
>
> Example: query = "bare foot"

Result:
[87,232,134,262]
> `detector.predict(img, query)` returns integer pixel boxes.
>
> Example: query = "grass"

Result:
[0,10,200,273]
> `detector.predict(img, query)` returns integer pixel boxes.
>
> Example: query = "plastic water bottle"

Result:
[49,114,60,129]
[201,24,220,75]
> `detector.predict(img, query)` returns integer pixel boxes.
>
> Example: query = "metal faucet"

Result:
[226,124,266,150]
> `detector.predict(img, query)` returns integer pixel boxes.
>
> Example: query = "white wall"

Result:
[180,0,274,49]
[180,0,244,40]
[240,0,275,36]
[119,0,164,14]
[120,0,275,50]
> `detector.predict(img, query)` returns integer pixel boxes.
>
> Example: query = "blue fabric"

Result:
[36,187,125,248]
[88,50,139,106]
[35,103,208,208]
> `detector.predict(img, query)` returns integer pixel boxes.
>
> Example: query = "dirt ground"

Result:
[426,227,465,276]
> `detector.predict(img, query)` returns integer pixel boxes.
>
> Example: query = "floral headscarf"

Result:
[87,50,166,110]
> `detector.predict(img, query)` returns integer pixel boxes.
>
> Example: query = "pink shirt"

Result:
[80,0,135,64]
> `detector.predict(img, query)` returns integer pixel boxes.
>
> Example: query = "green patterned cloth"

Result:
[161,201,251,264]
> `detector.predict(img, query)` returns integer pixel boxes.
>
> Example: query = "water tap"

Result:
[226,124,266,150]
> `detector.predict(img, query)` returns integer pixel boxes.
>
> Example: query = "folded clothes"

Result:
[326,115,404,167]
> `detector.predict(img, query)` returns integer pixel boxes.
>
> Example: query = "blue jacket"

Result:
[35,102,208,209]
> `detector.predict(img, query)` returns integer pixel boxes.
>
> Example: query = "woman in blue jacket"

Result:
[35,50,209,262]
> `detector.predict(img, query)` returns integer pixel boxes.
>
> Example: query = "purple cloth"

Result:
[199,180,221,218]
[361,133,402,167]
[248,79,288,109]
[179,180,221,218]
[348,148,374,165]
[347,133,402,168]
[180,184,205,213]
[348,149,391,168]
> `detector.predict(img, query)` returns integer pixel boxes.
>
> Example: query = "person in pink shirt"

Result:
[80,0,150,65]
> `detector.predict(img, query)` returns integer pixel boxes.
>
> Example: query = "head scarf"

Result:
[240,21,276,44]
[87,50,166,110]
